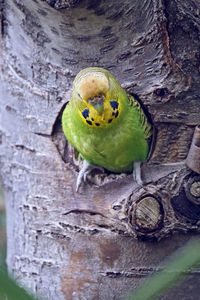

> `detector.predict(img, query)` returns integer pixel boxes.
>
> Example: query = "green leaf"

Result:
[0,268,38,300]
[127,238,200,300]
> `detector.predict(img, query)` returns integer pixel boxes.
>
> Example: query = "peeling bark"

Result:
[1,0,200,299]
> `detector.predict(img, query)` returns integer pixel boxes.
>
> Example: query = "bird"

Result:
[62,67,153,191]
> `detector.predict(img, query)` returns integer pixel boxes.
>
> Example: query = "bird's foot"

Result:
[76,160,104,192]
[133,161,143,185]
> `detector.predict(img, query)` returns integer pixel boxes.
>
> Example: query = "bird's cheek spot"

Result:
[82,109,89,119]
[110,100,119,110]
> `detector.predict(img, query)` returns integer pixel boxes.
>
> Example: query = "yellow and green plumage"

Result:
[62,67,152,191]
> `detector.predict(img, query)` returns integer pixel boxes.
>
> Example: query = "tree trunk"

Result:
[1,0,200,299]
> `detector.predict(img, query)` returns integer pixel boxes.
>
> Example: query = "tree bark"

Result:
[0,0,200,299]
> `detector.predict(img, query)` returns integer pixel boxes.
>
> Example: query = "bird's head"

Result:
[72,67,124,127]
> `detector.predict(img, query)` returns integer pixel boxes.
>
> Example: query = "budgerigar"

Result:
[62,67,152,191]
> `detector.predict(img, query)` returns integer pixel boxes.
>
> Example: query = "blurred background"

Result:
[0,183,6,270]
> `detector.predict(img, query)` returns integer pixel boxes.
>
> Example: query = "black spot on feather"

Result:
[110,100,119,110]
[86,120,92,125]
[95,123,100,126]
[108,118,113,123]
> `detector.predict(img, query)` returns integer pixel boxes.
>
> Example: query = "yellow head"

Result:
[72,67,124,127]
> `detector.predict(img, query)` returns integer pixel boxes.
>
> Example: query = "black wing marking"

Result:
[128,94,152,140]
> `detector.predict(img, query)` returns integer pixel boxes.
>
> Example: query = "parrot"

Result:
[62,67,153,191]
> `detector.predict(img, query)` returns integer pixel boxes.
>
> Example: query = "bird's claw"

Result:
[76,160,104,192]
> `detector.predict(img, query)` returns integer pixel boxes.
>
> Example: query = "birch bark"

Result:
[0,0,200,299]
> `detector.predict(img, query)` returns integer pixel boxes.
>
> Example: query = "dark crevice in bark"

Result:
[51,102,80,174]
[0,0,6,38]
[44,0,82,10]
[34,132,51,137]
[163,0,200,80]
[15,144,36,153]
[62,209,105,217]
